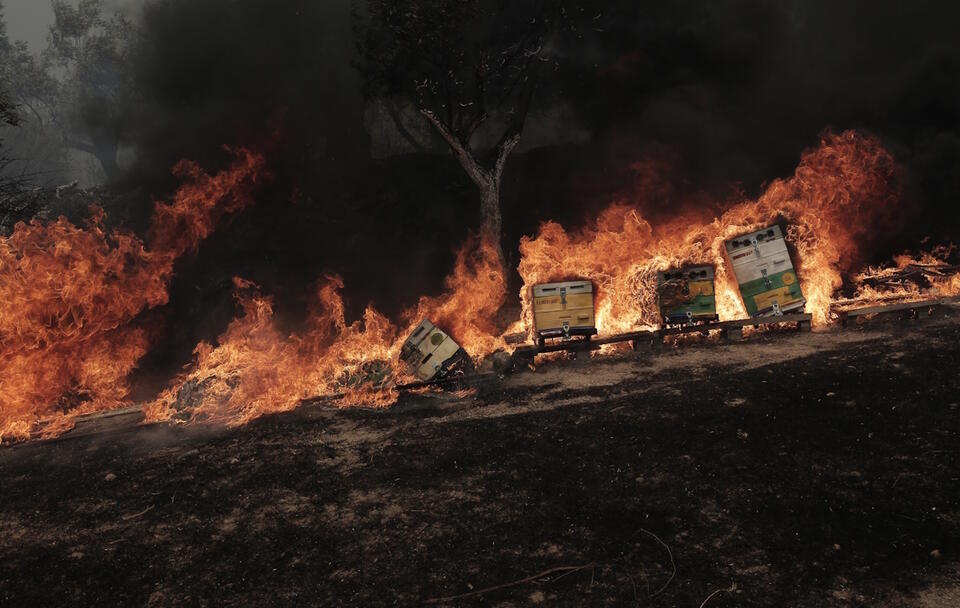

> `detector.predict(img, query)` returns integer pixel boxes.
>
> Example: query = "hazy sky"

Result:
[2,0,142,52]
[2,0,53,51]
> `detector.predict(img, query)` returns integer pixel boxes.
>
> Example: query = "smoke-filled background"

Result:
[2,0,959,394]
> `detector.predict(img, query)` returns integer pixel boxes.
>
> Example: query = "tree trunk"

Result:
[479,179,505,268]
[420,109,520,275]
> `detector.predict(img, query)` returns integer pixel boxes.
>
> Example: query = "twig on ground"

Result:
[551,565,590,583]
[121,505,155,521]
[639,528,676,597]
[699,588,724,608]
[423,563,597,604]
[426,529,676,605]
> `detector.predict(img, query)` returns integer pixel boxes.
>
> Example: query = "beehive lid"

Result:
[725,225,784,252]
[404,318,435,347]
[658,265,715,282]
[533,281,593,297]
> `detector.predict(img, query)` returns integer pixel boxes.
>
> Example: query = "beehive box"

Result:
[725,225,805,316]
[657,265,718,325]
[532,280,597,342]
[399,319,468,381]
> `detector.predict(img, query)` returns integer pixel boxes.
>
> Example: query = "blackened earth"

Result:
[2,311,959,607]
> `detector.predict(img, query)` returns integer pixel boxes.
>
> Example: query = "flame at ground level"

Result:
[150,132,943,430]
[516,131,902,334]
[839,245,960,308]
[5,130,960,441]
[0,150,265,442]
[145,235,506,426]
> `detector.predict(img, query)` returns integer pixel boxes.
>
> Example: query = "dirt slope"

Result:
[2,312,959,607]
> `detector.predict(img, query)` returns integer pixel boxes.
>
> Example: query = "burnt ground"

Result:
[2,311,960,607]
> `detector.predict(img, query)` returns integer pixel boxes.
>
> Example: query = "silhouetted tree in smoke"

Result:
[0,88,20,191]
[0,2,60,186]
[0,87,34,228]
[356,0,583,268]
[0,90,15,126]
[43,0,137,181]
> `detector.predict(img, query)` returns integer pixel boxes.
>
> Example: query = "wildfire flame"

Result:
[144,276,399,426]
[145,234,506,426]
[5,130,960,441]
[838,245,960,308]
[516,131,901,333]
[0,149,265,441]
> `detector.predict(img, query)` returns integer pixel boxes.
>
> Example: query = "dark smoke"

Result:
[537,0,960,249]
[103,0,960,395]
[125,0,366,187]
[118,0,960,267]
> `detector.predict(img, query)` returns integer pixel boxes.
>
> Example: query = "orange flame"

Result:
[145,235,506,426]
[841,245,960,307]
[0,149,265,441]
[516,131,899,333]
[144,276,399,426]
[7,129,960,441]
[402,233,507,357]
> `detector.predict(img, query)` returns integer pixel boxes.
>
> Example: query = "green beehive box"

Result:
[725,225,805,317]
[657,265,718,325]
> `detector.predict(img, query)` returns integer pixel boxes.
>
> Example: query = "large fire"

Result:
[144,234,505,426]
[0,150,265,441]
[3,130,959,442]
[516,131,901,333]
[837,246,960,308]
[144,276,399,426]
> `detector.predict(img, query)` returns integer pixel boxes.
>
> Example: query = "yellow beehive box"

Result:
[399,319,469,381]
[532,280,597,344]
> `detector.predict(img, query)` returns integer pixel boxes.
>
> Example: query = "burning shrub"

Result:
[0,149,265,442]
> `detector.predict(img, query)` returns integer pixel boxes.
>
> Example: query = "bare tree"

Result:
[356,1,572,267]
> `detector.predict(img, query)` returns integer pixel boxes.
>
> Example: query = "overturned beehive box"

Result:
[725,225,805,316]
[657,265,718,326]
[532,280,597,346]
[399,319,473,382]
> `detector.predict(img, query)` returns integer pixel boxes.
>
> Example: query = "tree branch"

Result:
[462,63,487,142]
[424,563,597,604]
[18,100,46,129]
[485,65,538,169]
[420,108,490,188]
[493,133,521,182]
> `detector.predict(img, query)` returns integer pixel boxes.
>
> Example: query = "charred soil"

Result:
[2,312,960,607]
